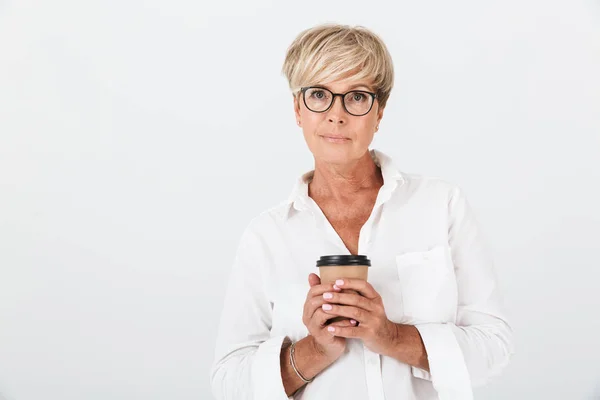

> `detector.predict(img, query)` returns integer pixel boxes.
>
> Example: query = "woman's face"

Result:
[294,77,384,165]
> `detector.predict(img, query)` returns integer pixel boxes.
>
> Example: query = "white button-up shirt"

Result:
[210,148,514,400]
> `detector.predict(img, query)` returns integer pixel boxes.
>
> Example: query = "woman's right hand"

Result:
[302,273,355,362]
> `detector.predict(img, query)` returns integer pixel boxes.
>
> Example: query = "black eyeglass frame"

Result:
[300,86,378,116]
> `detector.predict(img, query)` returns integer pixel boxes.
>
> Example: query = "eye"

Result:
[351,92,366,102]
[310,90,327,99]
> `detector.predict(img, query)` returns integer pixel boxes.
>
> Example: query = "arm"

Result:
[209,226,289,400]
[397,185,515,396]
[386,323,430,371]
[280,335,338,396]
[209,226,334,399]
[317,185,514,397]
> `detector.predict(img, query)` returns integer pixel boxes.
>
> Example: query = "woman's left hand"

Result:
[321,278,400,357]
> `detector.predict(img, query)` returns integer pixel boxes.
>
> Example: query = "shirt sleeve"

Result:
[209,224,292,400]
[412,185,515,398]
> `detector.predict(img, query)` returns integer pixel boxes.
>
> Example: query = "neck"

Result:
[308,151,383,201]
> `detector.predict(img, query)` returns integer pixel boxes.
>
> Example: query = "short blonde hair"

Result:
[282,23,394,109]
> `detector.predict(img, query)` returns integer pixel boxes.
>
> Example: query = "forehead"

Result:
[312,81,375,92]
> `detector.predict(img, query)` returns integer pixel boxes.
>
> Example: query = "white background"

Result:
[1,0,599,399]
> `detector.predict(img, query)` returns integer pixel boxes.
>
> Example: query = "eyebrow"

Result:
[313,83,375,92]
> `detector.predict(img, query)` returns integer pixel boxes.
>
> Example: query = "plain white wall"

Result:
[1,0,599,399]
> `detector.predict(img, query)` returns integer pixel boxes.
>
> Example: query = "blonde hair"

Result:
[282,23,394,109]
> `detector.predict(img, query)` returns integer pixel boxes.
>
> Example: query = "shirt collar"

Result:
[281,148,405,221]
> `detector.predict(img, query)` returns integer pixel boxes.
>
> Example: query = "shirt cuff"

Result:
[251,335,293,400]
[414,323,473,400]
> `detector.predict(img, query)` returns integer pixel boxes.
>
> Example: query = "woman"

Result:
[210,24,514,400]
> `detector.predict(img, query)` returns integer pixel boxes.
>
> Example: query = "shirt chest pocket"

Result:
[395,244,456,323]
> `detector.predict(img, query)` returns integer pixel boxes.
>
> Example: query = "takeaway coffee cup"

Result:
[316,255,371,324]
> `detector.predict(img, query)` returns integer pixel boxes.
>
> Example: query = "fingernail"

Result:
[327,326,335,332]
[350,319,357,325]
[322,304,332,311]
[333,285,341,291]
[335,279,344,286]
[323,292,333,299]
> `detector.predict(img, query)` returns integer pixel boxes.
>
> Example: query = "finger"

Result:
[333,278,379,300]
[322,290,374,311]
[304,282,342,321]
[326,324,362,338]
[313,309,333,328]
[321,304,367,322]
[327,318,358,328]
[306,295,327,320]
[308,273,320,287]
[306,281,342,300]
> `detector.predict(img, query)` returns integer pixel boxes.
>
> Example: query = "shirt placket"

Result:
[358,181,398,400]
[358,209,386,400]
[304,181,396,400]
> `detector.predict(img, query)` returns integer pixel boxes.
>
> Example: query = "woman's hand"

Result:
[321,278,400,357]
[302,273,357,362]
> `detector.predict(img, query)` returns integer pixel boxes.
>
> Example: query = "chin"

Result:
[313,143,356,164]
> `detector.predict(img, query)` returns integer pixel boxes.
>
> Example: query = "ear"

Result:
[293,94,302,122]
[377,104,384,122]
[375,105,385,131]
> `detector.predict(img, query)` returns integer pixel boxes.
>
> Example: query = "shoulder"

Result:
[239,199,291,239]
[400,171,464,201]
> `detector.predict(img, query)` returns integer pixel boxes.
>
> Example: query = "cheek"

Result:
[302,113,325,130]
[355,120,377,137]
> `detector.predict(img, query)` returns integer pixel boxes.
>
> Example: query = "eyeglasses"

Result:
[300,86,377,117]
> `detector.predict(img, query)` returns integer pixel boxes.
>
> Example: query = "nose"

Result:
[327,95,346,125]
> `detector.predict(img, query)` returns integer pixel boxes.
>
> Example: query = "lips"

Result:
[321,135,351,144]
[321,135,350,140]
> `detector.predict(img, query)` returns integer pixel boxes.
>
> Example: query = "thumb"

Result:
[308,273,321,287]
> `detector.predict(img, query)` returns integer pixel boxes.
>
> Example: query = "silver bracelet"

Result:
[289,341,314,384]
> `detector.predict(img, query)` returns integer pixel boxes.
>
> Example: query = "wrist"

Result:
[308,335,327,359]
[384,321,404,358]
[289,341,313,383]
[385,323,430,371]
[308,335,339,364]
[286,336,334,384]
